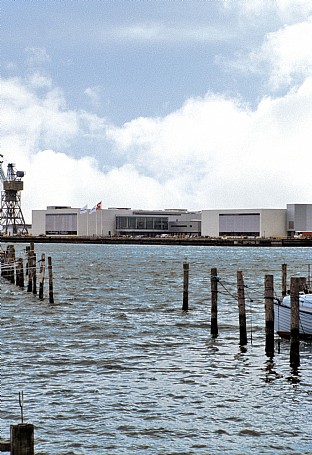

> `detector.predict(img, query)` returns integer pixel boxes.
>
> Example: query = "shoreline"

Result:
[1,235,312,247]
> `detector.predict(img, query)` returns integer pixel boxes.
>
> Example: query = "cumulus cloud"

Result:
[218,17,312,91]
[1,71,311,224]
[224,0,312,21]
[1,10,312,225]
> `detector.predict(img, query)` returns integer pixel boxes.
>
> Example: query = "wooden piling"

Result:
[210,267,218,336]
[290,277,300,368]
[10,424,34,455]
[39,253,46,300]
[237,271,247,346]
[16,257,24,288]
[27,244,34,292]
[32,252,37,295]
[25,246,30,276]
[282,263,287,297]
[48,256,54,304]
[264,274,274,357]
[182,261,189,311]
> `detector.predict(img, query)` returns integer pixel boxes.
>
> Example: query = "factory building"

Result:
[31,207,201,237]
[201,209,287,238]
[31,204,311,238]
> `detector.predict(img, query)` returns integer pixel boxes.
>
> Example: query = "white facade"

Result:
[31,207,201,237]
[201,209,287,238]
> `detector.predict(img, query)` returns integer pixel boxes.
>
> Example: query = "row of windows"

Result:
[116,216,168,231]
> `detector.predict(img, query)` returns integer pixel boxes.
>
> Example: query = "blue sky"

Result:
[2,0,312,222]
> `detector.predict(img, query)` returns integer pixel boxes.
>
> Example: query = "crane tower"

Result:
[0,155,28,235]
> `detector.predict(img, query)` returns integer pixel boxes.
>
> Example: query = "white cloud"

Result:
[224,0,312,22]
[99,22,234,43]
[260,19,312,89]
[1,72,311,224]
[218,17,312,91]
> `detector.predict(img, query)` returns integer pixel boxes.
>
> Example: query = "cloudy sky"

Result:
[2,0,312,222]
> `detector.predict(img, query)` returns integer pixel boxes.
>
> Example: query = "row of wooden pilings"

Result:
[182,262,305,368]
[0,242,54,303]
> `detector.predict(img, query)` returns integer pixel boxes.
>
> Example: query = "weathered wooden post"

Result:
[210,267,218,336]
[16,258,24,288]
[290,277,300,368]
[25,246,30,276]
[19,257,25,288]
[264,274,274,357]
[27,244,34,292]
[10,424,34,455]
[282,263,287,297]
[32,252,37,295]
[237,271,247,346]
[182,261,189,311]
[48,256,54,304]
[39,253,46,300]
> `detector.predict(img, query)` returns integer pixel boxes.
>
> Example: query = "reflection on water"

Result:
[1,244,312,454]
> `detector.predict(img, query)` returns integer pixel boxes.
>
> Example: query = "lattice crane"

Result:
[0,155,28,235]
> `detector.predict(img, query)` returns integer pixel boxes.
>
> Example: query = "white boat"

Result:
[274,293,312,338]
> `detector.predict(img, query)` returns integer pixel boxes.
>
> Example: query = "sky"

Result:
[1,0,312,223]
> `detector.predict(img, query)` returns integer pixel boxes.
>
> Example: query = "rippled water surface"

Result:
[1,244,312,454]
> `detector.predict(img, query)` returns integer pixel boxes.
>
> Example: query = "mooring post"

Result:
[10,424,34,455]
[48,256,54,304]
[290,277,300,368]
[210,267,218,336]
[25,246,30,276]
[27,244,34,292]
[282,263,287,297]
[237,271,247,346]
[16,257,24,288]
[264,274,274,357]
[39,253,46,300]
[19,257,25,288]
[182,261,189,311]
[32,252,37,295]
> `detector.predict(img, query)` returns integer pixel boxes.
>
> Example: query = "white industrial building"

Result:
[201,208,287,238]
[31,207,201,237]
[31,204,311,238]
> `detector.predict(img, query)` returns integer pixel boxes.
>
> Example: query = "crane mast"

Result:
[0,155,28,235]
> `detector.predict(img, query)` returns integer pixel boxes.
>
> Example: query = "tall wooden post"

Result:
[32,252,37,295]
[290,277,300,368]
[282,263,287,297]
[27,244,34,293]
[48,256,54,304]
[237,271,247,346]
[25,246,30,276]
[16,257,24,288]
[264,274,274,357]
[19,257,25,288]
[210,267,218,336]
[39,253,46,300]
[182,262,189,311]
[10,424,34,455]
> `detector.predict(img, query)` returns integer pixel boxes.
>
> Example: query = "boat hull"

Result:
[274,295,312,339]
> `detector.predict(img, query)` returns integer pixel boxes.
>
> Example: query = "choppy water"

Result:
[1,244,312,454]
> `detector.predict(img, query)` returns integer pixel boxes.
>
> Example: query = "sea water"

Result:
[1,244,311,454]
